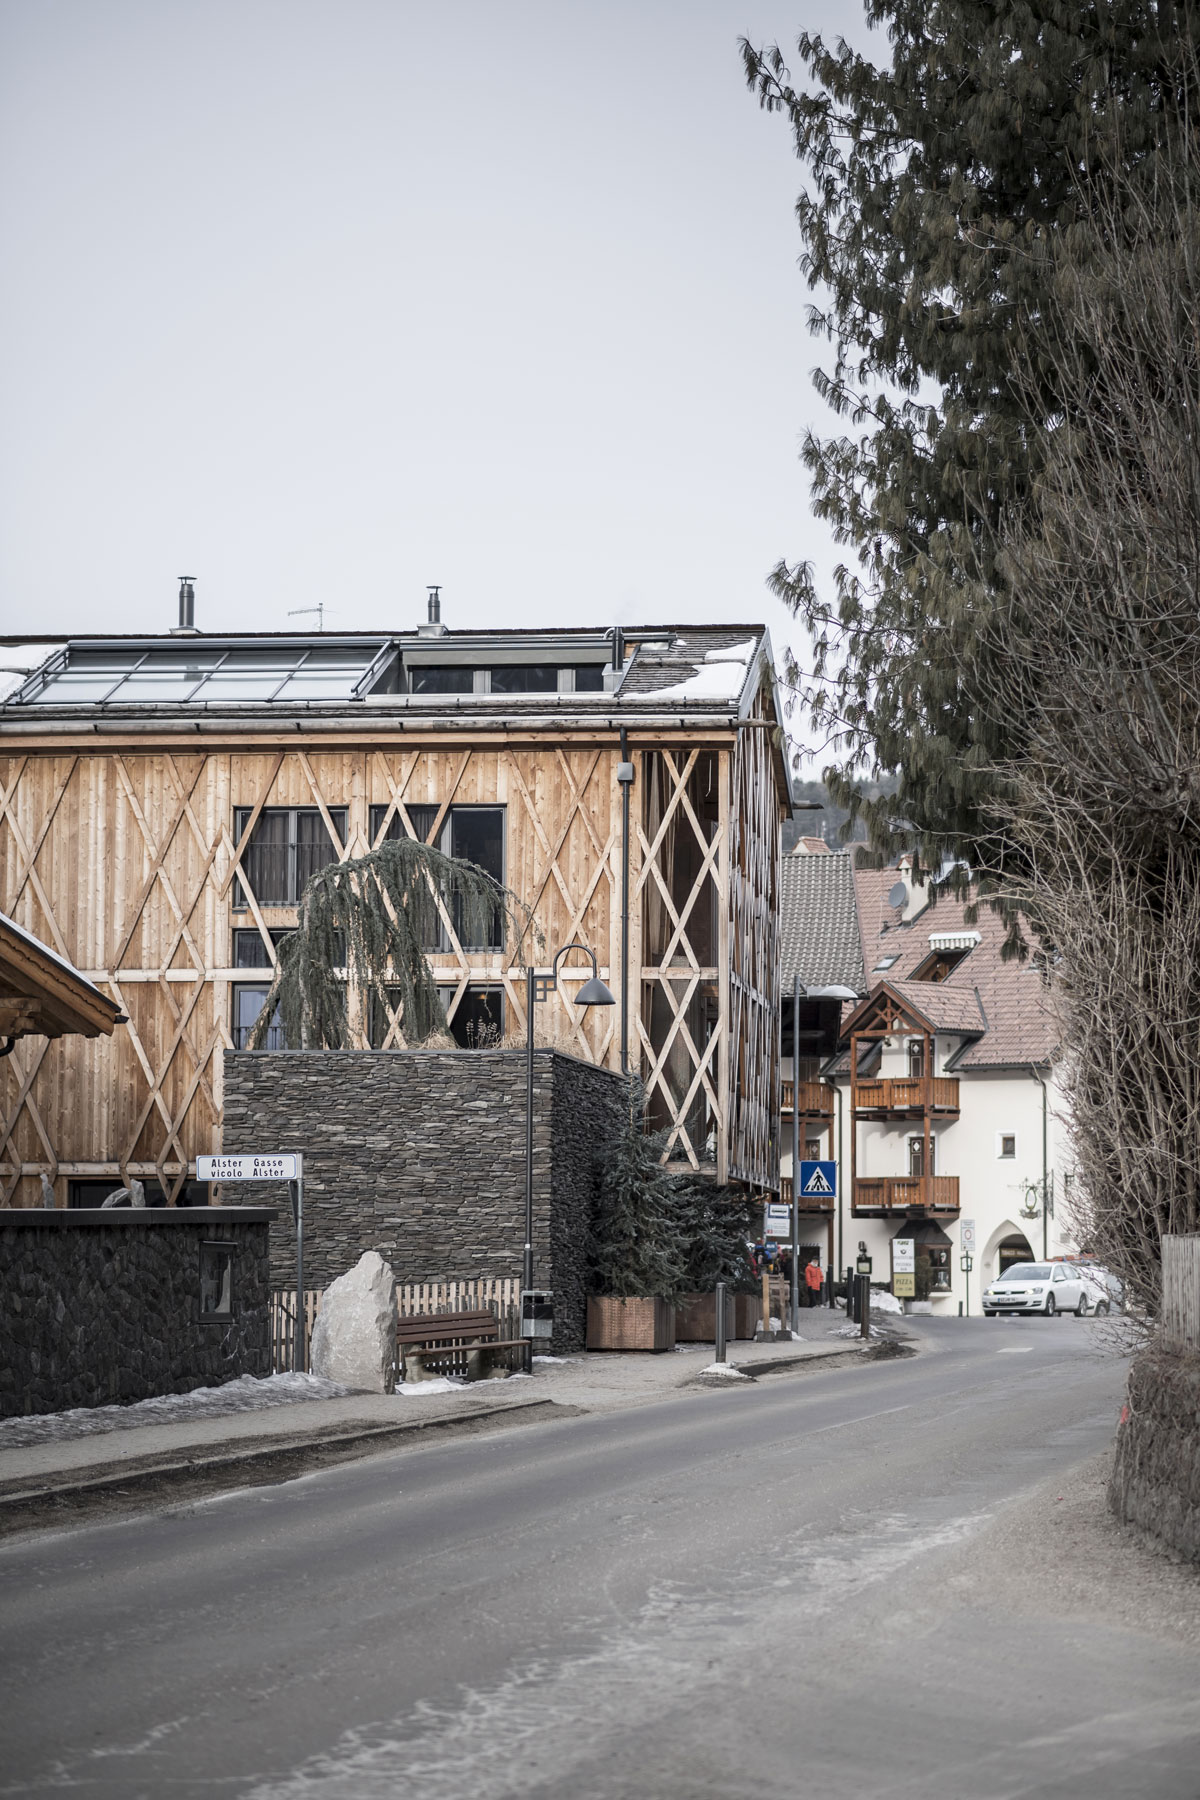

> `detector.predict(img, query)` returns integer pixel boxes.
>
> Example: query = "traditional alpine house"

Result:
[0,595,790,1208]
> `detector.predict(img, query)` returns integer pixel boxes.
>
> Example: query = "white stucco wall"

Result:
[832,1040,1075,1309]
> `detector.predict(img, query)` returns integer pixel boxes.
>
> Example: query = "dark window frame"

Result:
[368,802,505,950]
[232,805,346,910]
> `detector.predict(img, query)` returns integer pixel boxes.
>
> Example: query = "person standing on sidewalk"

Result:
[804,1259,823,1307]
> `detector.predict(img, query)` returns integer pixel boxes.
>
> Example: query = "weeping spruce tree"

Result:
[247,835,527,1050]
[741,2,1200,872]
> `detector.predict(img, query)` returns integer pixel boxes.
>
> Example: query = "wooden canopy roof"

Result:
[0,913,125,1050]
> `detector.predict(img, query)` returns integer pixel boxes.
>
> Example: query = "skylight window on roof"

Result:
[872,953,901,972]
[19,642,386,706]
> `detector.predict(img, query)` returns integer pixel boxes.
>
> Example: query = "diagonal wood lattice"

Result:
[0,734,779,1204]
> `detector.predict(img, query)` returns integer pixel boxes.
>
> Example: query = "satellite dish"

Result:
[888,881,907,909]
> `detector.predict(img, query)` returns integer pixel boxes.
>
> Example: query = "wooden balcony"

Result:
[781,1080,834,1118]
[852,1077,959,1117]
[851,1175,960,1215]
[780,1175,834,1213]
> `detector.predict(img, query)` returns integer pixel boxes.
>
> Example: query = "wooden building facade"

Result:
[0,619,789,1206]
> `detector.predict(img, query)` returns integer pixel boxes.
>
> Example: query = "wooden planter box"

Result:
[674,1291,759,1341]
[586,1295,676,1352]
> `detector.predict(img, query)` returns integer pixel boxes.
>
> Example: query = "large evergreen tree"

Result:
[742,3,1200,870]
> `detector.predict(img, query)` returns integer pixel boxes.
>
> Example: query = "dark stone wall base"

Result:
[1109,1349,1200,1561]
[222,1048,626,1352]
[0,1213,273,1419]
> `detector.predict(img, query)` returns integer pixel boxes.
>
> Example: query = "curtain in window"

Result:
[240,810,290,906]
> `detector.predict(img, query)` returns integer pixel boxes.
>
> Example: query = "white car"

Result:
[982,1262,1092,1317]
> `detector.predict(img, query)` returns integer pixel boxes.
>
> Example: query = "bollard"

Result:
[715,1281,727,1364]
[859,1275,871,1340]
[827,1266,836,1309]
[847,1269,858,1323]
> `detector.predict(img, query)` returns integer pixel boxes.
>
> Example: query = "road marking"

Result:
[806,1403,914,1435]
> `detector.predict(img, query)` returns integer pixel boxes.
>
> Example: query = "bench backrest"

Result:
[396,1309,498,1345]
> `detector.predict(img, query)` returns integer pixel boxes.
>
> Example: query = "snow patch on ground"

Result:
[393,1377,467,1397]
[870,1289,904,1314]
[698,1363,752,1380]
[0,1372,351,1449]
[531,1355,577,1364]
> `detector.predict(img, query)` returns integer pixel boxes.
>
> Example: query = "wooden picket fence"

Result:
[1161,1236,1200,1354]
[271,1277,525,1373]
[271,1289,324,1374]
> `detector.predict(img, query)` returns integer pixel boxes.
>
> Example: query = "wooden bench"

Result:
[396,1309,526,1383]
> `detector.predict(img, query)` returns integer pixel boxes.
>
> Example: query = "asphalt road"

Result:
[2,1317,1198,1800]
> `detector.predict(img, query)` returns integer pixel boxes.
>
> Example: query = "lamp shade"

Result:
[575,975,616,1008]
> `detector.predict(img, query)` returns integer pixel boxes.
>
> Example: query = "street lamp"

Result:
[524,941,615,1301]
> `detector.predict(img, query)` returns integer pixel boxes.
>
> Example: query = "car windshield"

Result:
[1000,1264,1051,1282]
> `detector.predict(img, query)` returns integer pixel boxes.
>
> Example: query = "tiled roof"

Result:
[852,866,1057,1067]
[779,852,866,993]
[620,629,762,703]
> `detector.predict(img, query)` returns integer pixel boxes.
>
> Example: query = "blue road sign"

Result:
[799,1160,838,1201]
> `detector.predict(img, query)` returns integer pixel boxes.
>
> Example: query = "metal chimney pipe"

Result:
[178,578,195,631]
[427,585,441,626]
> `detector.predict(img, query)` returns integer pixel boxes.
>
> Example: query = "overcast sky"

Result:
[0,0,873,755]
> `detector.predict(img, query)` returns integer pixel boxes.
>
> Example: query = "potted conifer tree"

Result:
[586,1084,688,1351]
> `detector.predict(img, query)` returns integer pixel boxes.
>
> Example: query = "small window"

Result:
[872,953,900,973]
[232,927,289,968]
[998,1133,1017,1160]
[199,1242,235,1318]
[232,984,286,1049]
[572,665,605,692]
[912,946,973,983]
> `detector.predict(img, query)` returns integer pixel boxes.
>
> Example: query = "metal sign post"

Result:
[960,1250,974,1319]
[197,1151,305,1371]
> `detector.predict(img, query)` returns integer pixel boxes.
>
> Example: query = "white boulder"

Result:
[310,1251,397,1393]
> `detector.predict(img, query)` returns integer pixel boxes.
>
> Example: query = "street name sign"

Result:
[799,1160,837,1201]
[197,1154,301,1183]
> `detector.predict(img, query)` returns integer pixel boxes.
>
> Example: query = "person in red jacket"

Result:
[804,1259,823,1307]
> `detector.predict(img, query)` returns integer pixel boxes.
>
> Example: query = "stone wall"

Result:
[221,1048,627,1350]
[0,1209,274,1419]
[1109,1349,1200,1561]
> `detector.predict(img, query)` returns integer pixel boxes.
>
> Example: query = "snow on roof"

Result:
[633,636,758,701]
[0,644,59,703]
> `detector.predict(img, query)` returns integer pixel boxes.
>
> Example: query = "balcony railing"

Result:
[852,1077,959,1114]
[781,1080,834,1117]
[851,1175,960,1213]
[780,1175,835,1212]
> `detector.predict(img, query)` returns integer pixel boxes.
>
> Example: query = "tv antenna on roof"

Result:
[288,603,334,632]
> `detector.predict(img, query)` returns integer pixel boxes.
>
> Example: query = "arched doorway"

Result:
[980,1221,1036,1288]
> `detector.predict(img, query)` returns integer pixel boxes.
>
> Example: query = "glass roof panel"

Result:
[16,640,386,705]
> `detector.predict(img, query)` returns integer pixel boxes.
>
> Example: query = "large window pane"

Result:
[409,666,473,694]
[233,807,344,907]
[488,665,557,694]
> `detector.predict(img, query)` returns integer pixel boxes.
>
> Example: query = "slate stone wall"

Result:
[0,1210,274,1419]
[1109,1349,1200,1561]
[222,1048,627,1350]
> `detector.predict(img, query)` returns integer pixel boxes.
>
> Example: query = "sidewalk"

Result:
[0,1304,907,1531]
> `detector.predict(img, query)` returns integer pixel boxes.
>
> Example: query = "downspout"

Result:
[617,728,634,1076]
[1028,1064,1049,1258]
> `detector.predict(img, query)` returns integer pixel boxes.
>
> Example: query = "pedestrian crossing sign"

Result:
[799,1160,838,1200]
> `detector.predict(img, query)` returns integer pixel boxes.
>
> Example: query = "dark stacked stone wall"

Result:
[1109,1349,1200,1561]
[0,1210,274,1419]
[222,1048,626,1351]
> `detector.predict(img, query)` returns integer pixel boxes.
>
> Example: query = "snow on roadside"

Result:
[0,1372,351,1451]
[393,1377,467,1397]
[698,1363,752,1380]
